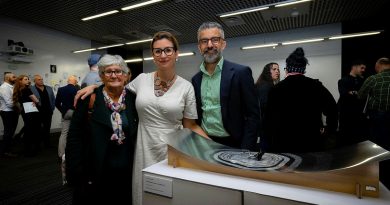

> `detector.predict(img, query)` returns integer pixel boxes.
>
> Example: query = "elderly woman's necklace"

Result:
[154,72,176,97]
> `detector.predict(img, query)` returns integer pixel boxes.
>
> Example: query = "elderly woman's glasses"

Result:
[152,47,175,57]
[103,70,124,77]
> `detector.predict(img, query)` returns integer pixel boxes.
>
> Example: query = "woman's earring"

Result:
[175,58,178,62]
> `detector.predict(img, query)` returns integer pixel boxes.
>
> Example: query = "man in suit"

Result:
[337,60,368,145]
[191,22,260,151]
[31,74,55,148]
[55,75,79,161]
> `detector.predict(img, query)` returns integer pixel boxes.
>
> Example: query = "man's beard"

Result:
[202,48,222,64]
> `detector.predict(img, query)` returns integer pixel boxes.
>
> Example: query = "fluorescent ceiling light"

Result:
[143,57,153,61]
[275,0,312,8]
[329,31,381,40]
[98,44,125,49]
[178,52,195,57]
[242,43,278,50]
[282,38,324,45]
[82,10,119,21]
[238,30,381,51]
[121,0,163,11]
[218,0,312,18]
[219,6,269,18]
[143,51,195,61]
[125,39,153,45]
[73,48,97,53]
[125,58,143,63]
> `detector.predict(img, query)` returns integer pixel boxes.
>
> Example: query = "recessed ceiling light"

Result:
[282,38,324,45]
[73,48,97,53]
[125,39,153,45]
[121,0,164,11]
[275,0,312,8]
[97,44,125,50]
[329,31,381,40]
[81,10,119,21]
[124,58,143,63]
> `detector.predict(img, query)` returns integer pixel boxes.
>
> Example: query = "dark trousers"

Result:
[21,112,41,156]
[208,135,241,149]
[0,111,19,154]
[40,112,53,147]
[369,110,390,189]
[339,112,369,145]
[369,111,390,150]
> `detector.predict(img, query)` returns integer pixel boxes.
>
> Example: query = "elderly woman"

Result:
[75,31,208,205]
[66,54,138,205]
[12,75,40,157]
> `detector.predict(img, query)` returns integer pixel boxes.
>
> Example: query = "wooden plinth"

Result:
[168,145,380,198]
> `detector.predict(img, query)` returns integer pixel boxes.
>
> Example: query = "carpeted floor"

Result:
[0,133,73,205]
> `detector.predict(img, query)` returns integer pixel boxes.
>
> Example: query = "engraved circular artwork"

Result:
[212,149,302,171]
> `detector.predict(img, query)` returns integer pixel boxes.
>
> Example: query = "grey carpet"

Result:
[0,133,72,205]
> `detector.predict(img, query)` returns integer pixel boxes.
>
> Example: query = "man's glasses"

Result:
[198,37,223,45]
[103,70,124,77]
[152,47,175,57]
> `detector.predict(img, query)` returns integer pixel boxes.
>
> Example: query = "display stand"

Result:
[143,160,390,205]
[163,129,390,198]
[168,145,379,198]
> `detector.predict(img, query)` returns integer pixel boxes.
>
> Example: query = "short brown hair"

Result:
[150,31,179,51]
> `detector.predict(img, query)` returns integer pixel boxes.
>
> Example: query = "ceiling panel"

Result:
[0,0,388,49]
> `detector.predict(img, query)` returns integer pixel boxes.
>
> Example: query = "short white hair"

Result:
[97,54,129,74]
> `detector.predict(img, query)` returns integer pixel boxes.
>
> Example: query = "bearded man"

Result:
[191,22,260,151]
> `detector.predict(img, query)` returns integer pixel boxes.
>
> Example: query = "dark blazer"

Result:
[66,85,138,187]
[31,85,56,111]
[55,84,79,117]
[192,60,260,150]
[337,75,365,114]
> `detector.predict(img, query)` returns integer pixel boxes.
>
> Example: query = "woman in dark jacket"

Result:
[13,75,41,156]
[264,47,338,153]
[66,54,138,205]
[255,63,280,151]
[255,62,280,118]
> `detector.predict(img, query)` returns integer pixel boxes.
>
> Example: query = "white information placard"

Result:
[143,173,173,198]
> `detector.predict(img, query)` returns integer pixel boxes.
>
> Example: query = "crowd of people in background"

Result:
[0,21,389,204]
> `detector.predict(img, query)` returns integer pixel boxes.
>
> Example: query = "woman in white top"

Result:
[76,31,208,205]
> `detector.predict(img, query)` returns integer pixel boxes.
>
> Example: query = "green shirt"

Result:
[358,69,390,112]
[200,57,229,137]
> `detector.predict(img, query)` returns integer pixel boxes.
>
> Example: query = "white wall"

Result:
[143,23,341,100]
[0,17,92,136]
[0,20,342,137]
